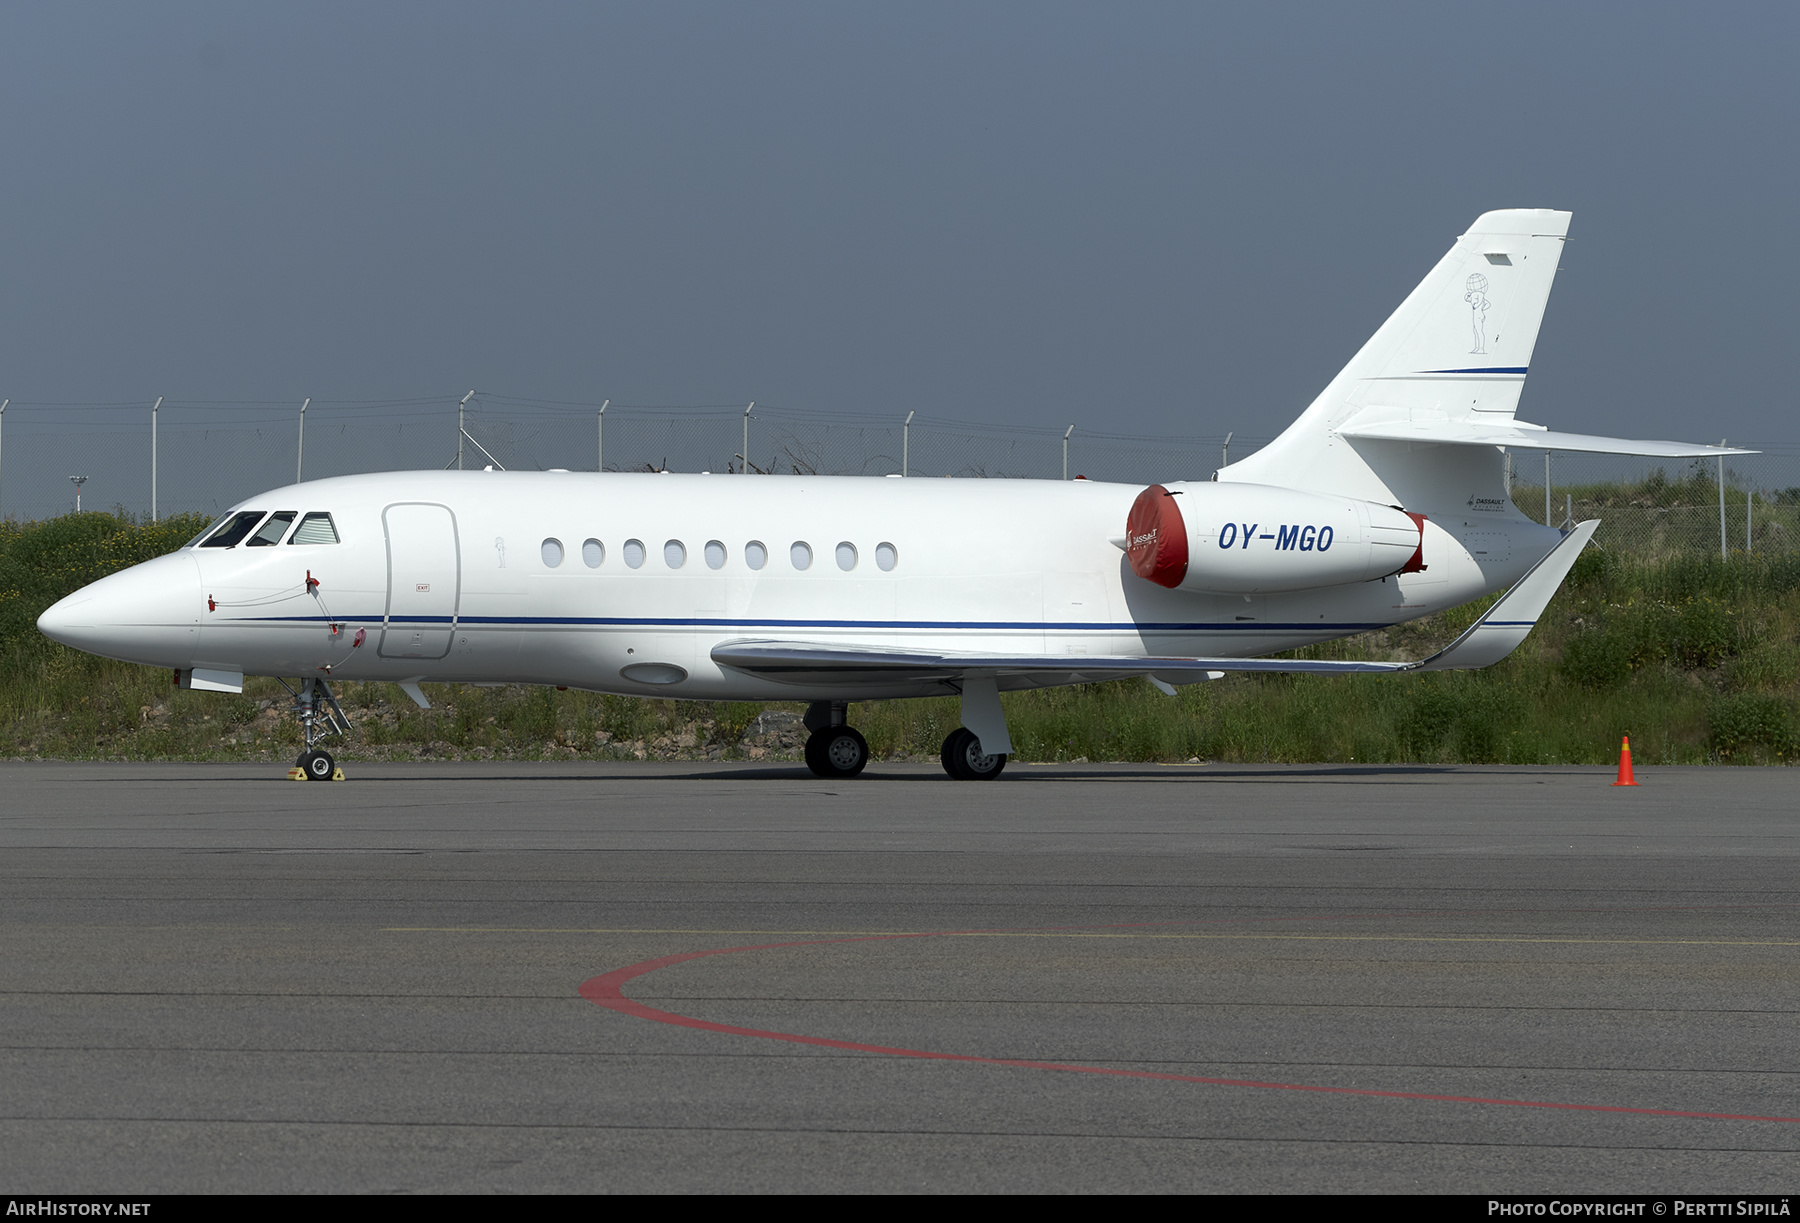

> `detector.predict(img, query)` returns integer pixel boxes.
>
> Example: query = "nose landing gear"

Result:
[280,677,349,781]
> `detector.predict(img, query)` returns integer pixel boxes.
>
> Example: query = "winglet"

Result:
[1411,520,1597,671]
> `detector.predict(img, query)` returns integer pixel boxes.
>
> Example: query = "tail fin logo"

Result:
[1464,273,1491,353]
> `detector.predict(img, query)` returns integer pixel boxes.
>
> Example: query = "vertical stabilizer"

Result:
[1225,209,1570,508]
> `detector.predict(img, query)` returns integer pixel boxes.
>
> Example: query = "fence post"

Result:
[1718,444,1727,560]
[296,397,310,484]
[151,396,162,521]
[0,398,7,519]
[1544,451,1551,525]
[903,410,914,476]
[743,402,753,473]
[596,399,608,472]
[1222,431,1233,471]
[457,391,477,470]
[1063,425,1074,480]
[1748,485,1754,555]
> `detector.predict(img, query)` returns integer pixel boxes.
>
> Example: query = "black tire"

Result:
[805,726,869,778]
[940,728,1006,781]
[301,750,336,781]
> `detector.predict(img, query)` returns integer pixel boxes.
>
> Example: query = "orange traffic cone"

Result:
[1612,735,1638,786]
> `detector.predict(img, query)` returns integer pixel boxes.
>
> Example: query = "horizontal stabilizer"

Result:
[712,521,1597,686]
[1338,415,1756,458]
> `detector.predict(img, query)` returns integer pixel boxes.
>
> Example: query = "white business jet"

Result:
[38,210,1748,781]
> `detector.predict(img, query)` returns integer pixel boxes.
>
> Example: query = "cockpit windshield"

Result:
[184,514,230,548]
[198,511,267,548]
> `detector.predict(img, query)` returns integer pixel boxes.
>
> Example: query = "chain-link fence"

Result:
[0,394,1248,521]
[2,393,1795,560]
[1506,449,1800,560]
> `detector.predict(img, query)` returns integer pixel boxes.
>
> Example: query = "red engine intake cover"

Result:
[1126,484,1189,589]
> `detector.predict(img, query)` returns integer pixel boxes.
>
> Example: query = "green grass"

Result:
[3,510,1796,765]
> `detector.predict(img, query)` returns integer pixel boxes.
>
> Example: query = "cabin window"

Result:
[200,511,267,548]
[835,542,857,571]
[876,542,898,571]
[790,541,812,570]
[664,540,686,569]
[744,540,767,570]
[582,539,604,568]
[246,512,297,546]
[624,539,645,569]
[704,540,726,569]
[288,513,339,545]
[541,538,564,568]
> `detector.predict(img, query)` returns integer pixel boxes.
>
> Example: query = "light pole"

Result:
[70,475,88,513]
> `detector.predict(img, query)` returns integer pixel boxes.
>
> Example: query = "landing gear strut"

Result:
[803,700,869,779]
[940,728,1007,781]
[280,677,349,781]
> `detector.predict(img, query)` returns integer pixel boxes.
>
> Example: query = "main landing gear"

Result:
[803,701,870,779]
[940,727,1007,781]
[280,676,349,781]
[799,699,1010,781]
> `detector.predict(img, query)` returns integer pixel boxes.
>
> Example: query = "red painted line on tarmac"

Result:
[577,930,1800,1126]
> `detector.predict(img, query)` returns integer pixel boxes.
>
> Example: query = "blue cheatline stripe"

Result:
[1421,366,1528,375]
[1478,620,1536,627]
[237,614,1400,633]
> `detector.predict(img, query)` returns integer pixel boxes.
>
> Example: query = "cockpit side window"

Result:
[199,511,267,548]
[288,512,340,545]
[246,511,297,546]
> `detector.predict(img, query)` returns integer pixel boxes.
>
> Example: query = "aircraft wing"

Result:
[713,521,1599,686]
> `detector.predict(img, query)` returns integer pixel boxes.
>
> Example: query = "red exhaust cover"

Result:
[1126,485,1188,588]
[1400,512,1428,574]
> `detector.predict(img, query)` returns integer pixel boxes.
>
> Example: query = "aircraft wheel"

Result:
[804,726,869,778]
[940,728,1007,781]
[299,750,337,781]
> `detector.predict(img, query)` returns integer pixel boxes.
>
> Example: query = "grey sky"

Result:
[2,2,1794,443]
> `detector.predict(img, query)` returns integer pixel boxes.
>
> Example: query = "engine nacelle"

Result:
[1125,481,1425,594]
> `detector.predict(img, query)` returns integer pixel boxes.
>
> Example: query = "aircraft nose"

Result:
[36,591,95,646]
[37,551,204,665]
